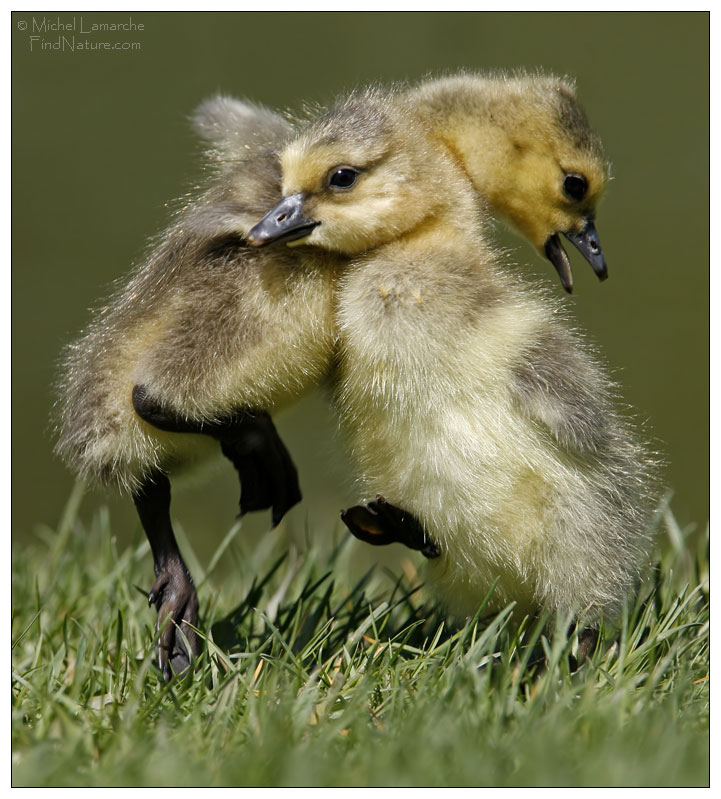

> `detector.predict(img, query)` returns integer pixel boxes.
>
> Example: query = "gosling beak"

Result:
[247,193,319,247]
[565,221,608,282]
[543,220,608,294]
[544,234,574,293]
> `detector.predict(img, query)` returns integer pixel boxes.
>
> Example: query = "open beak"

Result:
[543,220,608,293]
[246,193,318,247]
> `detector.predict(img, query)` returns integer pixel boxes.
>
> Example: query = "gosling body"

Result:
[338,241,651,622]
[56,98,341,494]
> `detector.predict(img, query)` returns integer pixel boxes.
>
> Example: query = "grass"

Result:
[12,487,709,787]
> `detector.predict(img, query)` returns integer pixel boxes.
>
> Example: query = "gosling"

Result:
[55,97,344,679]
[248,87,657,639]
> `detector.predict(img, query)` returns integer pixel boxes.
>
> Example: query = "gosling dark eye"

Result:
[563,173,588,202]
[328,167,360,190]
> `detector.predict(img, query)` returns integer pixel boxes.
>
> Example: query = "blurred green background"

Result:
[12,11,708,560]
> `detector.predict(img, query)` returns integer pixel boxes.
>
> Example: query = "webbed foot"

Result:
[132,386,301,527]
[340,496,440,559]
[220,412,301,527]
[148,559,201,681]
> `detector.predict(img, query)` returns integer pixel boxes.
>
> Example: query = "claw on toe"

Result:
[148,561,202,681]
[148,573,169,608]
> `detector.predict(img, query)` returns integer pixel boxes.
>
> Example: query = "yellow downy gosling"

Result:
[249,88,657,633]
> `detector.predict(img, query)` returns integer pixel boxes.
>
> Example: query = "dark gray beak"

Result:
[247,193,318,247]
[543,220,608,294]
[565,221,608,282]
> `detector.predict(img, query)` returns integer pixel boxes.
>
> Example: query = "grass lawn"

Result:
[12,487,709,787]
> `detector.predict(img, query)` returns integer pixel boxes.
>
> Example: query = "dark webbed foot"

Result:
[219,413,301,527]
[341,496,440,559]
[132,385,301,527]
[148,559,201,681]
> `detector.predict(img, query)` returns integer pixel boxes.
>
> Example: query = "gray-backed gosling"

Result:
[55,97,344,679]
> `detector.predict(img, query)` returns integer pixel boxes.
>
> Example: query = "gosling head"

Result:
[247,91,468,255]
[417,73,611,292]
[483,77,610,293]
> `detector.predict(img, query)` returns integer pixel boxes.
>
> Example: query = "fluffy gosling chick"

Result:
[408,71,609,293]
[55,97,344,679]
[249,89,656,631]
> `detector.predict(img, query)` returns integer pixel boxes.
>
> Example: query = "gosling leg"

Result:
[132,384,301,526]
[133,472,200,681]
[576,627,599,663]
[341,495,440,559]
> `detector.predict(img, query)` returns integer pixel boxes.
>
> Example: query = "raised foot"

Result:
[148,560,201,681]
[219,412,302,528]
[340,496,440,559]
[132,387,301,528]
